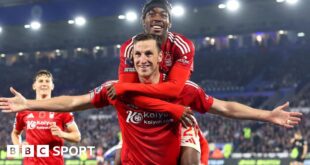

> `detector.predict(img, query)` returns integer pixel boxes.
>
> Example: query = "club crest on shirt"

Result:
[164,51,172,67]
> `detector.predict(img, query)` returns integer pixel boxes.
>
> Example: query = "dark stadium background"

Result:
[0,0,309,164]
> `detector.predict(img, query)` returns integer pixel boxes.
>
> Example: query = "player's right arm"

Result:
[0,87,94,113]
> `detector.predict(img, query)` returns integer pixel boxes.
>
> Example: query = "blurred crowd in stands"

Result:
[0,33,309,158]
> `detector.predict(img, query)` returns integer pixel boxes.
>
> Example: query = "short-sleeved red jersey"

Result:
[90,80,213,165]
[14,111,74,165]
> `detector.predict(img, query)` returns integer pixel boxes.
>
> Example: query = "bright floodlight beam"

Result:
[172,5,185,17]
[218,4,226,9]
[0,26,2,33]
[75,16,86,26]
[286,0,299,5]
[30,21,41,30]
[125,11,137,22]
[276,0,285,3]
[226,0,240,12]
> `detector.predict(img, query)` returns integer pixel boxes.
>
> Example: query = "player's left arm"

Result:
[209,99,302,128]
[111,39,195,99]
[187,83,302,128]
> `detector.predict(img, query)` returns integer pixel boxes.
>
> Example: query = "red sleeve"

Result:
[127,94,185,120]
[90,81,115,108]
[115,66,190,99]
[199,130,209,165]
[115,36,195,99]
[62,113,74,126]
[188,81,214,113]
[14,112,25,132]
[118,39,139,83]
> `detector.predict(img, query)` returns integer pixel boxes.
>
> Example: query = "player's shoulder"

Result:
[121,36,136,58]
[167,32,194,55]
[168,32,193,44]
[182,81,201,94]
[184,80,200,89]
[102,80,118,87]
[16,110,32,116]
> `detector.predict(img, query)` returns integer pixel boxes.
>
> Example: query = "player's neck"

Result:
[36,94,51,100]
[138,71,160,84]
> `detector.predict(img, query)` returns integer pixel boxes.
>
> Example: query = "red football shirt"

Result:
[90,80,213,165]
[91,81,181,165]
[117,32,195,98]
[14,111,74,165]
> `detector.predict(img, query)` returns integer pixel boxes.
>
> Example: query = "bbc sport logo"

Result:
[7,145,95,157]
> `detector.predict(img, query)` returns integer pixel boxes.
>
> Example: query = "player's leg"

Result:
[179,116,201,165]
[180,146,200,165]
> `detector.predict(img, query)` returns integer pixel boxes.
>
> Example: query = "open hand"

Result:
[0,87,28,113]
[269,102,302,128]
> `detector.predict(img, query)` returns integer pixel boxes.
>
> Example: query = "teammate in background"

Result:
[115,0,194,99]
[290,130,308,165]
[0,34,302,164]
[10,70,81,165]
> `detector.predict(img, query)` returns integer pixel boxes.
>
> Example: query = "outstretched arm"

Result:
[0,87,94,113]
[210,99,302,128]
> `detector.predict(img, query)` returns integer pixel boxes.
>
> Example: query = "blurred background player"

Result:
[11,70,81,165]
[1,34,302,164]
[290,130,308,165]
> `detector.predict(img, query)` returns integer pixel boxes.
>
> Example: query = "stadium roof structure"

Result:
[0,0,310,52]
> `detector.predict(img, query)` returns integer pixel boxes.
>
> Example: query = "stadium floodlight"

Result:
[297,32,305,37]
[278,30,286,35]
[55,49,60,53]
[226,0,240,12]
[172,5,185,17]
[74,16,86,26]
[0,26,2,33]
[76,48,82,51]
[228,35,234,39]
[256,35,263,42]
[125,11,138,22]
[286,0,299,5]
[18,52,23,56]
[116,44,121,48]
[1,54,5,58]
[95,46,101,50]
[276,0,285,3]
[118,15,126,20]
[68,20,75,24]
[24,24,31,29]
[30,21,41,30]
[210,38,216,45]
[218,4,226,9]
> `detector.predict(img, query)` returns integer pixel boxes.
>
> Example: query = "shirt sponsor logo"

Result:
[126,110,173,125]
[26,121,56,130]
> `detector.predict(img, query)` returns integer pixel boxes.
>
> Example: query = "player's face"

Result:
[33,75,54,97]
[133,40,162,78]
[143,7,171,37]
